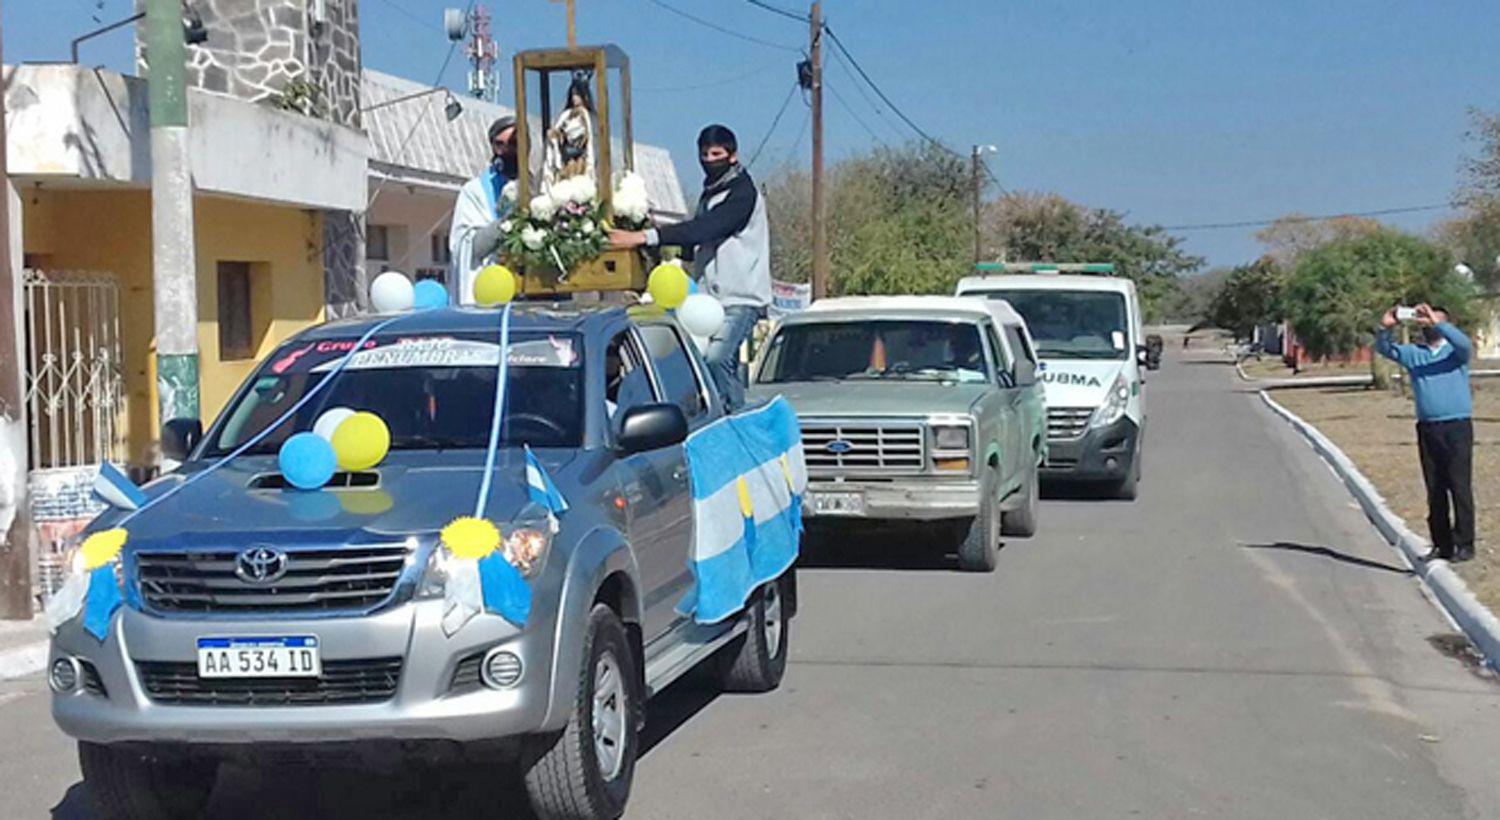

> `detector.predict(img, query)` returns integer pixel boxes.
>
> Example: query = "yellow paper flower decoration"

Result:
[441,517,501,561]
[80,528,128,571]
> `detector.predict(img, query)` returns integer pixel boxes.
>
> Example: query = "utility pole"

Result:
[146,0,200,442]
[971,144,995,265]
[0,10,36,619]
[809,2,827,301]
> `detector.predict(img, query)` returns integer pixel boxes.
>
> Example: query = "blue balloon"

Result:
[278,432,336,490]
[413,279,449,310]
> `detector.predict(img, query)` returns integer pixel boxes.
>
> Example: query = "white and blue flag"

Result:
[680,397,806,624]
[92,462,146,511]
[524,445,569,522]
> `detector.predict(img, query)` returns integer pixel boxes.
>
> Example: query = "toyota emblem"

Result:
[235,546,288,584]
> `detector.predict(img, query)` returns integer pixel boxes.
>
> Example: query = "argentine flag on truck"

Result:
[681,396,806,624]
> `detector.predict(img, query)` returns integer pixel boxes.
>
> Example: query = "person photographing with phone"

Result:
[1376,304,1476,563]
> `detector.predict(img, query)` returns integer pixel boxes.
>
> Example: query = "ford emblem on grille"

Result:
[825,439,854,455]
[235,546,288,584]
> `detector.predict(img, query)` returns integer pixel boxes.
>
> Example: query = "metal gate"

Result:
[22,269,125,471]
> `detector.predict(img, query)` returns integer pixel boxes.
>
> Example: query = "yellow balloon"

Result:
[331,411,390,471]
[474,265,516,306]
[647,263,690,309]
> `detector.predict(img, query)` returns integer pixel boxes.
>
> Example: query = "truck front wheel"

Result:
[523,605,640,820]
[956,467,1001,572]
[714,575,791,693]
[78,742,217,820]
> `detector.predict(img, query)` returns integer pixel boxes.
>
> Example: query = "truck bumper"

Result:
[804,477,981,521]
[1042,416,1140,481]
[49,599,556,746]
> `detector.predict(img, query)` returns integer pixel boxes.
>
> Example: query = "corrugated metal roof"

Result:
[363,69,688,219]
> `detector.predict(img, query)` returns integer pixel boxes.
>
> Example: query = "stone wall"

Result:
[140,0,362,129]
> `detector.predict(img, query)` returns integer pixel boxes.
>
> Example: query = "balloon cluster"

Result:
[277,408,391,490]
[647,263,726,347]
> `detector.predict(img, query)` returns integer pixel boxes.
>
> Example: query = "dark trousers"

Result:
[1416,418,1475,556]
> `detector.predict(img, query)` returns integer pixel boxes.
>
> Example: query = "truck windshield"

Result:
[757,320,989,383]
[981,291,1128,360]
[204,332,584,456]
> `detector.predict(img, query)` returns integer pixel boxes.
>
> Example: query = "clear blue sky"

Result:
[8,0,1499,269]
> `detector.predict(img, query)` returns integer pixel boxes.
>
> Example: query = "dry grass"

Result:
[1272,382,1500,612]
[1240,358,1370,380]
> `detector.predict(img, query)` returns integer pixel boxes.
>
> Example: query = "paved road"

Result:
[3,350,1498,819]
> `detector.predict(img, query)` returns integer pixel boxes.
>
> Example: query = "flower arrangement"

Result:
[611,171,653,231]
[500,175,608,274]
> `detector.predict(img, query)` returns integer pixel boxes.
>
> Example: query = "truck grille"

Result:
[1047,407,1093,441]
[136,544,411,614]
[136,657,402,706]
[800,422,925,475]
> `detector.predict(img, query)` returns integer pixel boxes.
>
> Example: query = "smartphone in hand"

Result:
[1395,306,1418,321]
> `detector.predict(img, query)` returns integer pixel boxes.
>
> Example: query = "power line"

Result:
[636,60,785,93]
[827,46,908,143]
[743,0,810,23]
[979,157,1008,196]
[826,77,889,148]
[748,81,803,169]
[824,25,959,157]
[1161,203,1452,232]
[643,0,801,52]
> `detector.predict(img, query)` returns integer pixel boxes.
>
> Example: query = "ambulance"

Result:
[956,263,1147,499]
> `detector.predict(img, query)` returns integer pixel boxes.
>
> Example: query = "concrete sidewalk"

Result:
[0,616,48,680]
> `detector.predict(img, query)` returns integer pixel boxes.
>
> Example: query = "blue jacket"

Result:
[1374,322,1472,422]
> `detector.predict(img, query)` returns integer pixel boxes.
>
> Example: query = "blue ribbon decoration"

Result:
[473,304,532,627]
[82,565,122,641]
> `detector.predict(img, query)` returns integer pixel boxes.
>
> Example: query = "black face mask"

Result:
[700,157,733,182]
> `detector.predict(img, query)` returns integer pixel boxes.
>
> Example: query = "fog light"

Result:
[49,658,80,693]
[482,650,523,688]
[1104,457,1119,472]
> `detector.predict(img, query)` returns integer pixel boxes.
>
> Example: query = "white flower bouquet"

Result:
[611,171,653,231]
[500,174,608,274]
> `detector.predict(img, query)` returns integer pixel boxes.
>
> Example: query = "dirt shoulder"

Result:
[1271,382,1499,612]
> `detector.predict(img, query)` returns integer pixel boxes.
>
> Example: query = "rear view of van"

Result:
[957,266,1146,499]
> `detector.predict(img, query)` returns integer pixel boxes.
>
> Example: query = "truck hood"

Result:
[750,381,989,419]
[108,449,585,551]
[1035,359,1124,409]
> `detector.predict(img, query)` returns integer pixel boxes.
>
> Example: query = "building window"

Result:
[217,262,255,360]
[431,229,452,265]
[367,225,390,261]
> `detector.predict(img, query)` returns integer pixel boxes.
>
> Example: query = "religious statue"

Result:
[544,73,596,190]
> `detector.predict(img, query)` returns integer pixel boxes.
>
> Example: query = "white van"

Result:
[956,265,1146,499]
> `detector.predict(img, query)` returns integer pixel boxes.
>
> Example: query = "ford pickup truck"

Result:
[749,296,1046,572]
[46,303,804,820]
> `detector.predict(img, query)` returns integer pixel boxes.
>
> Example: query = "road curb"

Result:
[1260,390,1500,672]
[1237,357,1500,388]
[0,639,48,681]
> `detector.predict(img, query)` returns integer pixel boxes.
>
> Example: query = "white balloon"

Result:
[678,293,726,338]
[313,407,356,442]
[370,271,415,313]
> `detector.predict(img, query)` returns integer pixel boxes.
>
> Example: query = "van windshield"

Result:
[757,320,989,383]
[980,291,1129,360]
[204,332,584,456]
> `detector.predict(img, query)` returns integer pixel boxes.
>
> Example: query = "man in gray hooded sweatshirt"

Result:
[611,124,772,408]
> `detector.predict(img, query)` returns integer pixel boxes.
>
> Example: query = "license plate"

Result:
[810,490,865,516]
[196,636,321,679]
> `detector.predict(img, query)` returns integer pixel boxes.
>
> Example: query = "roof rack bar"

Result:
[973,262,1116,275]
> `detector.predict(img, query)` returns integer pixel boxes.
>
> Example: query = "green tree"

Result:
[764,143,973,295]
[982,192,1204,322]
[1205,258,1284,340]
[1282,230,1472,360]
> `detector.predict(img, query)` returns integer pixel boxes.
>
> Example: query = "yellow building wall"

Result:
[22,189,325,468]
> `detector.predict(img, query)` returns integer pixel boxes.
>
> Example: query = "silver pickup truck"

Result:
[47,304,799,820]
[749,296,1047,571]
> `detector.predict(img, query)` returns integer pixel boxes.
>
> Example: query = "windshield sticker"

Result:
[1111,331,1126,350]
[304,336,579,372]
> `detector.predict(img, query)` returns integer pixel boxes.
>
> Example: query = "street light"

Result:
[360,87,465,122]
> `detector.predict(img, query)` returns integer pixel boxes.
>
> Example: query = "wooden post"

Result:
[810,2,827,300]
[549,0,578,49]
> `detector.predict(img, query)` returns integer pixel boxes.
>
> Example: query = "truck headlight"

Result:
[932,425,971,451]
[1090,373,1130,429]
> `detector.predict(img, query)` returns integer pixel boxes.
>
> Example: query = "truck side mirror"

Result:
[161,418,203,461]
[618,403,688,454]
